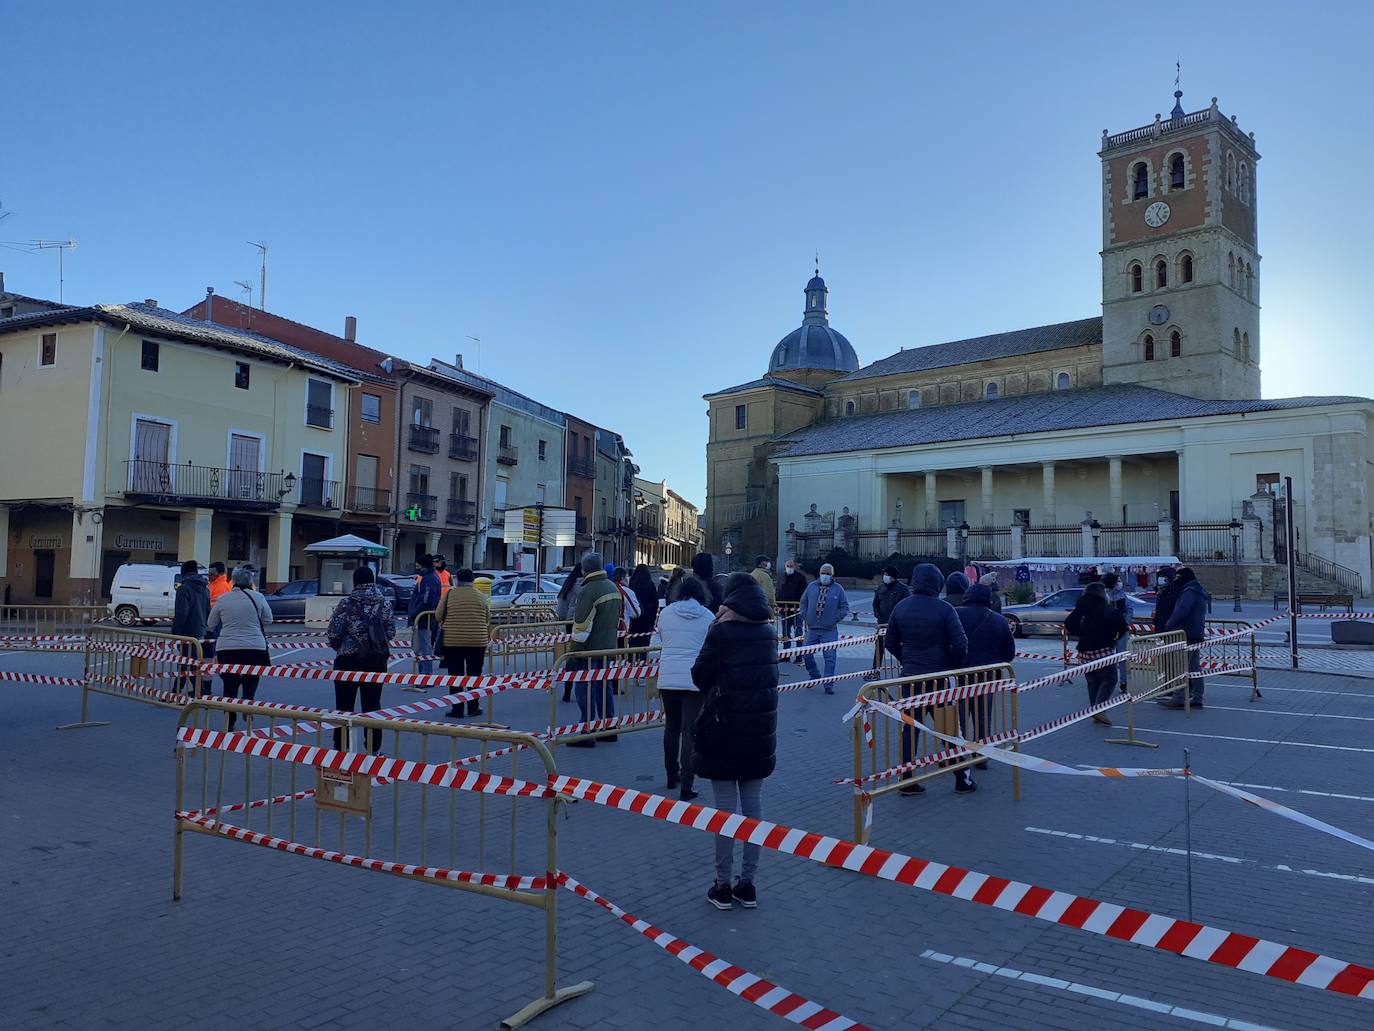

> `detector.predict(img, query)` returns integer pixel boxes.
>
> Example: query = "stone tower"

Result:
[1100,92,1261,400]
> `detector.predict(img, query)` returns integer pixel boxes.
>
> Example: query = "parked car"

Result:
[487,576,561,610]
[264,579,321,619]
[108,563,203,626]
[377,573,415,613]
[1002,589,1154,637]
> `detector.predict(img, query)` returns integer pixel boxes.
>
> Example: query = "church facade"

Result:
[703,93,1374,595]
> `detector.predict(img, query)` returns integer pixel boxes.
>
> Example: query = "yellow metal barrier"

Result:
[491,620,573,677]
[67,625,205,729]
[1203,620,1260,701]
[173,699,594,1028]
[493,606,560,627]
[851,663,1018,844]
[1106,630,1188,748]
[550,645,660,744]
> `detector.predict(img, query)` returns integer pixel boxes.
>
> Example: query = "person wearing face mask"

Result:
[798,563,850,692]
[1152,566,1180,633]
[750,555,776,616]
[869,565,908,679]
[775,558,808,652]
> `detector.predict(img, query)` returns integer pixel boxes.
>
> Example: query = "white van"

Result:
[108,563,202,625]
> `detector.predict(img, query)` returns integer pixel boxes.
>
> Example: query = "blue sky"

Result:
[4,2,1371,507]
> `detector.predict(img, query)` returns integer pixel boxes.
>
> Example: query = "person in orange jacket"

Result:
[434,556,453,593]
[207,562,232,606]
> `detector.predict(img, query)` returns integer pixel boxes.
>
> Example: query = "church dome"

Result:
[767,271,859,374]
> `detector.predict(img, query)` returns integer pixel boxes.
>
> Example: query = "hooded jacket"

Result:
[327,584,397,657]
[1153,569,1180,632]
[654,598,714,692]
[691,580,778,782]
[1164,571,1211,643]
[872,578,910,625]
[1065,589,1128,655]
[172,574,211,639]
[943,571,970,608]
[799,577,849,631]
[955,584,1015,668]
[208,572,232,606]
[691,553,723,614]
[884,563,968,674]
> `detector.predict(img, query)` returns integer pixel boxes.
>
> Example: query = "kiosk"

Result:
[301,534,390,626]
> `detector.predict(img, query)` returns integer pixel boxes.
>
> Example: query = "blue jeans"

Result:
[414,622,436,675]
[802,627,838,680]
[712,778,763,885]
[568,657,615,723]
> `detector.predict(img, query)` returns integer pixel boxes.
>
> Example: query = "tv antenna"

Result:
[466,334,481,373]
[247,241,268,310]
[33,239,77,302]
[234,279,253,308]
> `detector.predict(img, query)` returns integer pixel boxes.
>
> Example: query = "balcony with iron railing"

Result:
[568,456,596,479]
[297,478,340,510]
[497,443,519,466]
[405,492,438,522]
[305,403,334,429]
[408,425,440,454]
[124,459,288,510]
[449,433,480,461]
[349,486,391,515]
[446,498,476,527]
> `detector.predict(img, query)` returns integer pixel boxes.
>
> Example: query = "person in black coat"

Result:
[628,563,659,645]
[1065,582,1128,724]
[1152,566,1180,633]
[691,573,778,911]
[954,582,1016,758]
[869,565,909,678]
[774,558,808,651]
[690,552,724,614]
[883,563,974,794]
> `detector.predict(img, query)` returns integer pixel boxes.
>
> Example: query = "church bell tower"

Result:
[1100,92,1261,400]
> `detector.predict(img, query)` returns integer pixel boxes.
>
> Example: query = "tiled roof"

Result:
[774,385,1373,457]
[704,375,825,399]
[0,302,363,381]
[835,317,1102,382]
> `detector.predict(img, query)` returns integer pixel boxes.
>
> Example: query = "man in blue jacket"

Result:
[407,554,443,674]
[955,582,1016,761]
[799,563,849,692]
[884,564,973,794]
[1159,566,1210,709]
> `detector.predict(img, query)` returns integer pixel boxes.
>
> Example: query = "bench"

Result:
[1274,592,1355,613]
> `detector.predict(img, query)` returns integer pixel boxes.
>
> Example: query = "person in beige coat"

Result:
[751,555,776,614]
[435,568,491,718]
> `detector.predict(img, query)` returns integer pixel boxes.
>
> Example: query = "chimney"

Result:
[454,353,464,370]
[344,315,357,342]
[144,298,158,308]
[0,271,6,293]
[205,286,215,322]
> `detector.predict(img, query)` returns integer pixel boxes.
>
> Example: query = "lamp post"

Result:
[958,520,970,567]
[724,540,733,573]
[1090,518,1102,558]
[1229,517,1243,613]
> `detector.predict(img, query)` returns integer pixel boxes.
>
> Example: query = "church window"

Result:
[984,382,999,400]
[1170,331,1181,358]
[1239,163,1250,203]
[1056,372,1071,390]
[1233,328,1242,354]
[1169,152,1186,190]
[1155,259,1167,289]
[1227,252,1235,288]
[734,404,746,430]
[907,389,920,409]
[1129,262,1143,293]
[1143,334,1155,361]
[1180,253,1193,283]
[1131,161,1149,200]
[845,400,855,416]
[1242,332,1251,363]
[1226,152,1237,193]
[1245,262,1254,298]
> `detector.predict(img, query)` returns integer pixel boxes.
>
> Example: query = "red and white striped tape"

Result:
[0,670,87,687]
[780,634,878,659]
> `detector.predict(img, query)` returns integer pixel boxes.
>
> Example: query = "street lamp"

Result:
[1229,517,1243,613]
[1090,518,1102,558]
[958,520,970,567]
[724,540,733,572]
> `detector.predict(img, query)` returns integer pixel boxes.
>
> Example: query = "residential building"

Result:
[428,359,566,571]
[703,91,1374,595]
[0,301,357,602]
[593,429,636,566]
[0,273,68,319]
[183,296,399,558]
[563,413,598,560]
[633,477,699,569]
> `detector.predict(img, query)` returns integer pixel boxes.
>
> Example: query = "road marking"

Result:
[269,645,313,661]
[1144,728,1374,753]
[1073,768,1374,804]
[1203,704,1374,723]
[1025,826,1374,887]
[918,949,1282,1030]
[1253,686,1374,699]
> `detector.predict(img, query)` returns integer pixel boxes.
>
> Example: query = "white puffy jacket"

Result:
[653,598,714,692]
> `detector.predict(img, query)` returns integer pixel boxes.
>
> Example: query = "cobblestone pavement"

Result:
[3,638,1374,1030]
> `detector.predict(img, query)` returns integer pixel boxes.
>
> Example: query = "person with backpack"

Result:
[435,568,490,719]
[328,566,397,754]
[1065,582,1128,724]
[691,572,778,911]
[205,566,273,728]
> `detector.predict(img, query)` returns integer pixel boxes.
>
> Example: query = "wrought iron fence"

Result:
[1022,525,1084,557]
[897,530,947,557]
[407,425,440,454]
[1177,522,1238,562]
[963,528,1011,560]
[125,460,288,506]
[1097,524,1159,557]
[349,486,391,514]
[448,433,479,461]
[446,498,476,526]
[298,478,340,509]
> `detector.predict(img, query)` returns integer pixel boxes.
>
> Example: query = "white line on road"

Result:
[1251,685,1374,699]
[1143,727,1374,753]
[918,948,1282,1031]
[1073,767,1374,804]
[1202,704,1374,723]
[1025,826,1374,887]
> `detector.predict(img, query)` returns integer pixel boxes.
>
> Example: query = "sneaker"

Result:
[954,777,978,794]
[898,781,926,796]
[706,882,733,910]
[445,708,465,719]
[566,738,596,749]
[1091,713,1112,726]
[733,881,757,908]
[1190,700,1205,709]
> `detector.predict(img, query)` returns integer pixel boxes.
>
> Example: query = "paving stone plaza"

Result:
[4,607,1373,1031]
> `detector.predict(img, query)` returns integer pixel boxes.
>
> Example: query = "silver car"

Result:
[1003,589,1154,637]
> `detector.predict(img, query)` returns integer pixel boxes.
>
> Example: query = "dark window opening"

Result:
[1169,153,1185,190]
[734,404,746,430]
[1144,335,1155,361]
[1181,254,1194,283]
[1132,162,1148,200]
[1130,264,1142,292]
[141,339,159,371]
[1155,260,1167,289]
[1170,331,1182,358]
[234,362,250,390]
[40,333,56,366]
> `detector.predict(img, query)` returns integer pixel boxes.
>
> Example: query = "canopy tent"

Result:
[303,534,389,557]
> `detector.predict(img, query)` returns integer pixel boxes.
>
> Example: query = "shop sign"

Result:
[29,535,64,549]
[114,534,166,551]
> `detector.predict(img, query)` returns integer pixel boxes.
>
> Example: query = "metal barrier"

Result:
[851,663,1019,843]
[776,600,801,643]
[173,698,593,1028]
[491,620,573,677]
[550,646,660,744]
[64,625,206,729]
[0,604,108,641]
[1106,630,1188,749]
[1201,620,1261,700]
[493,607,559,627]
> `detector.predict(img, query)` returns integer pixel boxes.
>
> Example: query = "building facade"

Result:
[593,429,637,566]
[563,414,598,559]
[633,477,699,569]
[703,92,1374,594]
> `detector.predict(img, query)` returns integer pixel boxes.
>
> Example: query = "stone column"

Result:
[783,522,798,563]
[1158,518,1175,557]
[887,519,900,555]
[426,531,442,557]
[1010,524,1024,560]
[924,471,938,529]
[1041,462,1056,525]
[267,511,294,591]
[1242,515,1263,563]
[1108,456,1123,524]
[177,507,214,565]
[381,525,398,573]
[946,526,958,560]
[980,466,994,526]
[1080,519,1096,559]
[68,509,105,605]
